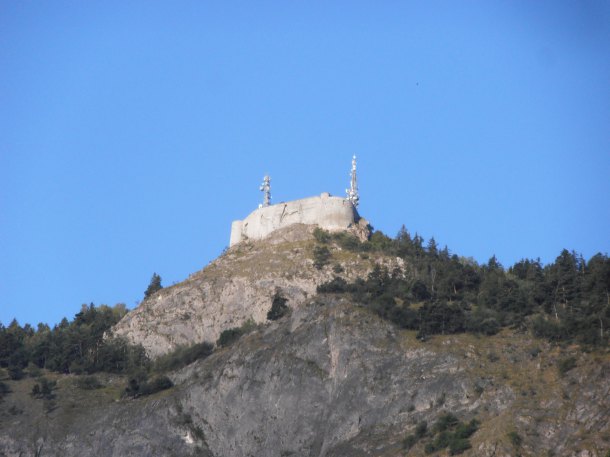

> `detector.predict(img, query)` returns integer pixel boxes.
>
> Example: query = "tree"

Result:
[144,273,163,299]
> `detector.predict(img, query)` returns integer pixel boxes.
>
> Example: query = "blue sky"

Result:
[1,1,609,326]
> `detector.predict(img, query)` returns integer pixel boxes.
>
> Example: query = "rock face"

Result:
[1,297,608,457]
[230,192,363,246]
[113,224,391,357]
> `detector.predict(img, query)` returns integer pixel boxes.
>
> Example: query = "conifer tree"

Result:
[144,273,163,299]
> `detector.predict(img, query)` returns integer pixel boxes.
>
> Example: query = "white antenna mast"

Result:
[259,175,271,207]
[346,155,359,208]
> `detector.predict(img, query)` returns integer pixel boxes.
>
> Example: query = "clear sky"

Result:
[1,1,609,326]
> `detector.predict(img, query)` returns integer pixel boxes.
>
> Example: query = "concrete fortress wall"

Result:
[230,192,359,246]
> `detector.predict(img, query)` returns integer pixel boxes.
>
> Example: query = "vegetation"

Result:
[31,377,57,400]
[316,227,610,347]
[424,414,479,455]
[74,375,103,390]
[153,341,214,373]
[403,421,428,450]
[217,319,257,348]
[124,372,173,398]
[217,328,244,347]
[267,291,289,321]
[402,413,478,455]
[313,245,332,270]
[0,304,149,378]
[144,273,163,299]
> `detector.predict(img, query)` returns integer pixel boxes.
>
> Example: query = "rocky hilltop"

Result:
[0,227,608,457]
[113,223,396,357]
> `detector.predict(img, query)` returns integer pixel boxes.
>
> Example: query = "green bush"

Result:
[141,375,173,395]
[434,413,459,432]
[313,227,330,244]
[267,292,289,321]
[31,377,56,399]
[403,421,428,450]
[75,375,103,390]
[449,438,472,455]
[124,372,173,398]
[217,327,244,348]
[415,421,428,438]
[317,277,348,293]
[313,246,331,270]
[419,414,480,456]
[331,232,362,251]
[454,419,479,439]
[154,341,214,373]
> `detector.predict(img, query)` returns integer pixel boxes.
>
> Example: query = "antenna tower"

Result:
[259,175,271,207]
[346,155,359,208]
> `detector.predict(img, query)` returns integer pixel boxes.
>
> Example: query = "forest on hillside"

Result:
[316,226,610,347]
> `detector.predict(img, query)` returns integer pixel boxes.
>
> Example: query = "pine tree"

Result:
[144,273,163,299]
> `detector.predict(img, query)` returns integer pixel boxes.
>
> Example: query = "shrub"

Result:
[124,373,173,398]
[420,414,479,456]
[313,246,331,270]
[415,421,428,438]
[313,227,330,244]
[331,232,362,251]
[434,413,459,432]
[75,375,103,390]
[141,375,173,395]
[449,438,471,454]
[31,377,56,399]
[217,327,244,348]
[154,342,214,372]
[317,277,348,293]
[267,292,289,321]
[454,419,479,439]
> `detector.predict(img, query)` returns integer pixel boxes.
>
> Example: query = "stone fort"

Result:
[230,156,368,246]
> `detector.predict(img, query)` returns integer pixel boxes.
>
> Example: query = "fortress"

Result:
[230,156,368,246]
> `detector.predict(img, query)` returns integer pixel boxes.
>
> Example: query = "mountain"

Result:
[0,225,608,457]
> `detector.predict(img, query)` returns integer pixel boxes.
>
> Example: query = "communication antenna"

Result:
[346,155,359,208]
[259,175,271,207]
